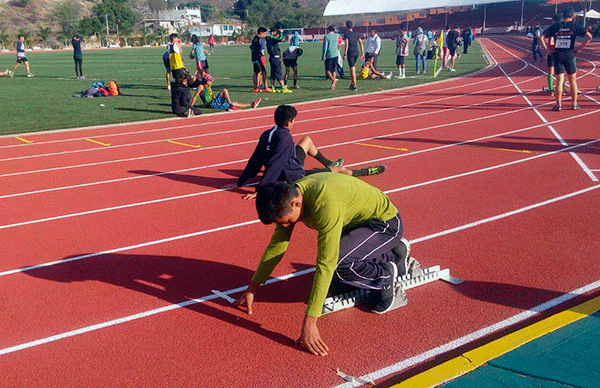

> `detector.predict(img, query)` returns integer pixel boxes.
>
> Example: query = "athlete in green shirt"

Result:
[235,172,414,356]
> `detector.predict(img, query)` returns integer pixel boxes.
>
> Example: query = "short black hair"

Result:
[346,20,353,29]
[257,27,268,34]
[256,182,299,224]
[274,105,297,127]
[270,27,278,33]
[18,34,24,39]
[327,25,335,32]
[562,7,574,19]
[191,34,199,44]
[169,33,178,41]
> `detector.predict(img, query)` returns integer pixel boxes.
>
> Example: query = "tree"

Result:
[155,25,168,45]
[0,29,10,49]
[51,0,80,39]
[93,0,140,39]
[37,26,52,46]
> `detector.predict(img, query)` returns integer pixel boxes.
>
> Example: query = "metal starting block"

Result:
[321,264,461,315]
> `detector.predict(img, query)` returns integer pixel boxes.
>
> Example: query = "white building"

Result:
[189,22,242,38]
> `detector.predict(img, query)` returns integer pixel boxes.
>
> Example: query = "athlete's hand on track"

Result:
[243,192,258,200]
[234,282,260,314]
[296,315,329,356]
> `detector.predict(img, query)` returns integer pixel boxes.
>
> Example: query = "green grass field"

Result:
[0,40,487,135]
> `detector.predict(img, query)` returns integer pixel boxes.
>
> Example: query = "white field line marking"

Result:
[0,70,531,165]
[1,184,599,357]
[332,277,600,388]
[0,84,557,181]
[486,38,599,182]
[2,112,598,229]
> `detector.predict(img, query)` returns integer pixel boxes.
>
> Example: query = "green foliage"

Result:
[93,0,140,35]
[0,29,11,49]
[233,0,322,28]
[38,26,53,44]
[51,0,81,37]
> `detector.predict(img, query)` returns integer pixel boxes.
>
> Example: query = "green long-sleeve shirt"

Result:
[251,172,398,317]
[322,32,340,60]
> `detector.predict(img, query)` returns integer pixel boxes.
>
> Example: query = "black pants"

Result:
[74,57,83,77]
[334,213,403,290]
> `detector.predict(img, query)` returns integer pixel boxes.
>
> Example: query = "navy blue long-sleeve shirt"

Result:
[237,125,305,188]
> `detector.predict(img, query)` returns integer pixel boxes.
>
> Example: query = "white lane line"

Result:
[2,123,598,232]
[0,74,532,167]
[1,184,599,357]
[332,278,600,388]
[486,38,599,182]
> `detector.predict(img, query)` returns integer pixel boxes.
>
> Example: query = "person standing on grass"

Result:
[208,34,215,55]
[413,27,429,74]
[250,27,272,93]
[163,41,172,90]
[10,35,33,78]
[446,26,461,72]
[267,27,291,93]
[235,172,416,356]
[190,34,209,76]
[365,29,381,70]
[283,45,302,89]
[72,35,84,79]
[540,7,593,111]
[343,20,364,91]
[395,27,409,78]
[168,33,186,79]
[322,26,341,90]
[461,26,472,54]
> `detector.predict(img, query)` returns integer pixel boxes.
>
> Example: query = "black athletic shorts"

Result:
[295,145,307,166]
[324,57,337,73]
[552,51,576,75]
[347,53,359,68]
[283,58,298,68]
[396,55,405,66]
[448,45,457,57]
[269,56,283,81]
[17,57,28,63]
[253,56,266,74]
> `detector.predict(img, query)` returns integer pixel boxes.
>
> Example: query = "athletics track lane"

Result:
[0,37,599,387]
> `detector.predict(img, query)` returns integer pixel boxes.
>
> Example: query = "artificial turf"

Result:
[0,39,487,135]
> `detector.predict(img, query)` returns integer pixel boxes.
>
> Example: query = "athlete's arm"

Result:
[574,32,593,54]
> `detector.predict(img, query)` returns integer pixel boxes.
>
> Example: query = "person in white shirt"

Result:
[365,30,381,69]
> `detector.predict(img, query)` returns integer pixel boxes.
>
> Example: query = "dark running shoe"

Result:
[370,261,398,314]
[551,105,561,111]
[353,165,387,177]
[329,158,344,168]
[572,105,580,110]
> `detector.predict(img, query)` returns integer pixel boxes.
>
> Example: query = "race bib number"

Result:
[555,38,571,49]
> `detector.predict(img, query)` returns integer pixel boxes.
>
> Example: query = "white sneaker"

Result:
[386,72,392,79]
[27,73,34,77]
[8,70,14,78]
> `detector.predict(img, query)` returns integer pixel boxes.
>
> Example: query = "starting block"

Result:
[542,86,550,92]
[597,86,600,91]
[321,263,462,315]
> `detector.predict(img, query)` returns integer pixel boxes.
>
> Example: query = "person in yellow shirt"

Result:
[235,173,418,356]
[168,33,186,78]
[358,53,391,80]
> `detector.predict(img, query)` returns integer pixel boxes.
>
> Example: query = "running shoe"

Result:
[264,87,273,93]
[253,88,262,93]
[572,105,580,110]
[251,98,261,108]
[370,262,404,314]
[551,105,561,111]
[293,85,300,89]
[349,84,358,90]
[329,158,344,168]
[229,106,241,111]
[395,238,423,278]
[386,72,393,79]
[449,68,456,72]
[8,70,14,78]
[352,164,387,177]
[27,73,34,77]
[281,87,292,93]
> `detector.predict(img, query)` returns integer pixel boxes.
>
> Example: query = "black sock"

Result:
[314,151,333,167]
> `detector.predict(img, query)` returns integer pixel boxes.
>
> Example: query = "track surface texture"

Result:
[1,36,599,388]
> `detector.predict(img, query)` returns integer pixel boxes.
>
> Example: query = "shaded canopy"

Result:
[323,0,519,16]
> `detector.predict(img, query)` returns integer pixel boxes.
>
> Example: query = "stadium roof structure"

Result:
[323,0,519,16]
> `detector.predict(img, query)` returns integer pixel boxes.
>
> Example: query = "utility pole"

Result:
[520,0,524,29]
[105,14,110,46]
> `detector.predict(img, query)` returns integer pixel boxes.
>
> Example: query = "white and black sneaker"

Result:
[370,261,399,314]
[395,238,423,278]
[329,158,344,168]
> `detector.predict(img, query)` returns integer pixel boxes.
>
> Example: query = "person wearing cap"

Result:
[540,6,593,111]
[189,72,260,111]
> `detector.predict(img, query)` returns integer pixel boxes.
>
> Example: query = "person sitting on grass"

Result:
[189,72,261,111]
[359,53,392,80]
[236,104,386,199]
[171,73,202,118]
[235,173,418,356]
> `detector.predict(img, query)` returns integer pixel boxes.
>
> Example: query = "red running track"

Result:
[1,36,599,388]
